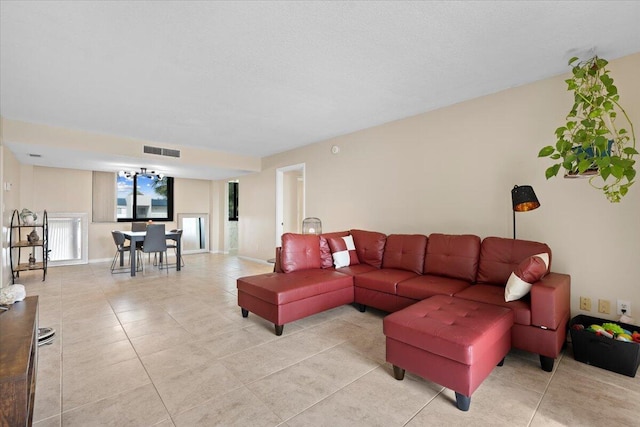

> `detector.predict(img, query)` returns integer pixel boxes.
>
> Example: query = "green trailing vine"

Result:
[538,56,637,202]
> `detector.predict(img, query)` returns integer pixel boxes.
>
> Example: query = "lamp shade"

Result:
[302,217,322,235]
[511,185,540,212]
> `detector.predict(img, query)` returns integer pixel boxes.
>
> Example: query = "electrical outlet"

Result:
[617,300,631,316]
[579,297,591,311]
[598,299,611,315]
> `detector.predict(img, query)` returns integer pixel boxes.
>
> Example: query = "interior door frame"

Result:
[177,213,209,254]
[275,163,305,246]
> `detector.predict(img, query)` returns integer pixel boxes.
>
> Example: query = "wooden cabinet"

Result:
[0,296,39,426]
[9,210,48,283]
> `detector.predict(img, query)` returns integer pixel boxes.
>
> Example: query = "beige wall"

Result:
[1,144,22,286]
[237,53,640,320]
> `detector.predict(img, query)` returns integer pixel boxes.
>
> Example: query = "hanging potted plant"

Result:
[538,56,637,202]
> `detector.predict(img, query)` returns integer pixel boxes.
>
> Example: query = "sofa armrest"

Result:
[530,272,571,330]
[274,247,283,273]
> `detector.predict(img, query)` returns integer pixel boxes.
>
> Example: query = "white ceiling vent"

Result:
[144,145,181,158]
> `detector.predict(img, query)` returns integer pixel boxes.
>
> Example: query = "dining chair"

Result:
[110,230,141,273]
[164,229,185,268]
[141,224,168,273]
[131,222,147,231]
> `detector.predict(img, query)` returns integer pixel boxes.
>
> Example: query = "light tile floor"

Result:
[15,253,639,426]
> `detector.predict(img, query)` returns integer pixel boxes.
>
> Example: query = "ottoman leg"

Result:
[497,357,505,367]
[455,392,471,411]
[274,324,284,336]
[241,308,249,318]
[392,365,405,380]
[540,355,554,372]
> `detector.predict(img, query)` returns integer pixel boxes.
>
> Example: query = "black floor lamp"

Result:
[511,185,540,239]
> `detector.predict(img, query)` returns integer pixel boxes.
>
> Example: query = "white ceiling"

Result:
[2,1,640,180]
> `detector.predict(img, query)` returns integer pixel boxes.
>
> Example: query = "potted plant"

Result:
[538,56,637,202]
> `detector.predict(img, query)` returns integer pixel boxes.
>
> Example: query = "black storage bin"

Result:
[569,315,640,377]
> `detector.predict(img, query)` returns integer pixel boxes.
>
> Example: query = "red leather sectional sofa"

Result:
[237,229,571,371]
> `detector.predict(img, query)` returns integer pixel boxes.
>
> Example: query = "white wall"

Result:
[235,53,640,321]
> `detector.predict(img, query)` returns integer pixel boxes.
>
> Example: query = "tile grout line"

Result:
[105,285,176,425]
[526,352,564,426]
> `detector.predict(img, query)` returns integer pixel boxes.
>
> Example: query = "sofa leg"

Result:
[540,355,554,372]
[274,324,284,336]
[241,308,249,318]
[356,303,366,313]
[392,365,405,380]
[497,357,505,367]
[455,392,471,411]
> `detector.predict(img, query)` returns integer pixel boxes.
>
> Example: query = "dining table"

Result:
[121,230,182,276]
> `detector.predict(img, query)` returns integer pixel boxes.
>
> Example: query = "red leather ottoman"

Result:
[383,295,514,411]
[237,269,354,335]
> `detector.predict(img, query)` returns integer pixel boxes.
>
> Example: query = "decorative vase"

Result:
[28,253,36,268]
[28,229,40,244]
[20,208,37,225]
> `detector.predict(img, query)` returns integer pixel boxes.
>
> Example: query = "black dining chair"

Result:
[110,230,141,274]
[166,229,185,268]
[141,224,168,273]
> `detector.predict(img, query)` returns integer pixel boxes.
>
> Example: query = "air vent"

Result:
[143,145,180,158]
[162,148,181,158]
[144,145,162,155]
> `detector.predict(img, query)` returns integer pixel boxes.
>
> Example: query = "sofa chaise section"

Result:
[237,233,353,335]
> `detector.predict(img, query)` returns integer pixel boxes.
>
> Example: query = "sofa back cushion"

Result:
[382,234,428,274]
[477,236,552,285]
[350,229,387,268]
[424,233,481,282]
[319,231,350,268]
[281,233,322,273]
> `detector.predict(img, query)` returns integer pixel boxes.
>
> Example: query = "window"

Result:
[229,181,238,221]
[48,212,89,266]
[117,175,174,222]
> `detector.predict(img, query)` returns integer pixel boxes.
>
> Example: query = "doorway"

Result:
[275,163,305,246]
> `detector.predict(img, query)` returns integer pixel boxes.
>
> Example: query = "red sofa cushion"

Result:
[454,284,532,326]
[424,233,481,282]
[476,237,551,285]
[382,234,428,274]
[397,275,470,300]
[355,269,419,294]
[334,264,378,276]
[237,270,353,305]
[350,229,386,268]
[280,233,321,273]
[319,231,350,268]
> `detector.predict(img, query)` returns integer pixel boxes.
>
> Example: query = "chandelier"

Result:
[118,167,164,180]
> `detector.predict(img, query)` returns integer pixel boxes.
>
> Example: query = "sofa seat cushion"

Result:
[355,269,419,294]
[396,275,471,300]
[383,295,513,365]
[454,284,531,326]
[237,270,353,305]
[335,263,379,276]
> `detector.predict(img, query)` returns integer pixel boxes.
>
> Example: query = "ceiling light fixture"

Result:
[118,168,164,180]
